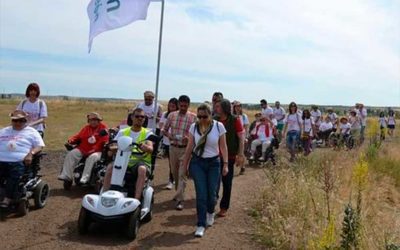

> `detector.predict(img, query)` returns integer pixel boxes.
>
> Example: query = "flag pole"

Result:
[153,0,165,131]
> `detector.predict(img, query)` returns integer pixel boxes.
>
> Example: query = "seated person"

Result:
[318,116,333,142]
[249,115,274,161]
[58,112,108,184]
[102,108,154,200]
[0,110,45,207]
[248,112,262,137]
[338,117,351,141]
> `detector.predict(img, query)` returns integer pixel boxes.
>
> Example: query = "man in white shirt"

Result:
[310,105,322,128]
[0,110,45,207]
[273,101,286,139]
[136,91,162,132]
[260,99,273,120]
[355,103,367,141]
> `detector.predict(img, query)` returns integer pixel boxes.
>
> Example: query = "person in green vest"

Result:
[214,98,245,217]
[103,108,154,200]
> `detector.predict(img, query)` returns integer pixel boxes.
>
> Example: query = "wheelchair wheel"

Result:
[34,181,50,209]
[346,136,355,149]
[17,198,29,216]
[328,133,338,147]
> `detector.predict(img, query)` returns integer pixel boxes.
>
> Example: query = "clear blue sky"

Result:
[1,0,399,106]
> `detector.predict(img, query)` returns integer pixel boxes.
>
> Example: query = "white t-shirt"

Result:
[254,124,273,141]
[378,117,387,127]
[136,102,161,130]
[303,118,314,136]
[388,115,396,125]
[311,110,322,125]
[319,122,333,132]
[327,112,338,127]
[286,113,302,132]
[261,106,274,119]
[349,116,361,129]
[0,126,45,162]
[340,123,351,135]
[189,120,226,158]
[273,107,286,123]
[17,99,48,132]
[356,108,367,126]
[238,114,250,127]
[115,128,153,143]
[160,112,171,146]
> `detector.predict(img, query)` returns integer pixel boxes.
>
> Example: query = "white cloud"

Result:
[0,0,399,106]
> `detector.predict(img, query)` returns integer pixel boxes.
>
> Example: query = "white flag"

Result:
[87,0,151,53]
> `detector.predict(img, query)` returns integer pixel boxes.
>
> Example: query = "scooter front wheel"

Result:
[126,208,140,240]
[78,207,91,235]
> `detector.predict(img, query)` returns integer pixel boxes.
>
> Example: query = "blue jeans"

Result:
[189,155,221,227]
[286,130,300,159]
[0,161,25,199]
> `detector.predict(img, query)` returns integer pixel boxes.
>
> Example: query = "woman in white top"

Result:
[17,83,48,138]
[318,116,333,144]
[182,104,228,238]
[159,98,179,190]
[310,105,322,129]
[301,109,316,156]
[282,102,303,162]
[378,111,387,141]
[387,109,396,138]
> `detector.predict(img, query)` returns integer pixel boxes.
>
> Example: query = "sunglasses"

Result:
[12,119,27,123]
[134,115,146,119]
[197,115,209,119]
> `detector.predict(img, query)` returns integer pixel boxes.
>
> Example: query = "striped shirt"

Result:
[163,111,196,146]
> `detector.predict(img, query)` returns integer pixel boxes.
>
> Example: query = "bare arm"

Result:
[182,134,195,171]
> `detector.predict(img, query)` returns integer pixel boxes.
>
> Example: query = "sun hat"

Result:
[87,112,103,121]
[10,110,28,120]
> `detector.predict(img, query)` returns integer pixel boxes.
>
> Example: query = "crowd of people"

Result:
[0,82,397,238]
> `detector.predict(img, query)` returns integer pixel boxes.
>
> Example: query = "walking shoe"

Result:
[0,198,10,208]
[258,156,265,162]
[164,182,173,190]
[80,177,89,184]
[217,209,227,217]
[249,155,255,160]
[206,213,215,227]
[194,226,205,237]
[239,167,245,175]
[176,201,184,211]
[57,175,71,182]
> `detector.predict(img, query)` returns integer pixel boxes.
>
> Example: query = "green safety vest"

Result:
[122,127,152,168]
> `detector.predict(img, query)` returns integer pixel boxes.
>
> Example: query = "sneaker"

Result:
[206,213,215,227]
[164,182,173,190]
[57,175,71,182]
[176,201,184,211]
[217,209,227,217]
[249,155,255,160]
[194,226,205,237]
[239,167,245,175]
[258,156,265,162]
[0,198,10,208]
[80,177,89,184]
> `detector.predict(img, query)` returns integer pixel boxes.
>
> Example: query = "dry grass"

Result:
[251,119,400,249]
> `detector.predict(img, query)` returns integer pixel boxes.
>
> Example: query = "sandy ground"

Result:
[0,151,265,250]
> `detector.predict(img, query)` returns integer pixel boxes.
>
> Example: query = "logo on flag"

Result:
[87,0,151,53]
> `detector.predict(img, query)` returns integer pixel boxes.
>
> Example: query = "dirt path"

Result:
[0,151,265,250]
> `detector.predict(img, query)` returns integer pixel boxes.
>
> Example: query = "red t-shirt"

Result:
[220,117,244,160]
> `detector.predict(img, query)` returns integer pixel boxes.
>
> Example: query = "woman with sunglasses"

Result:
[182,104,228,238]
[282,102,303,162]
[0,110,45,207]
